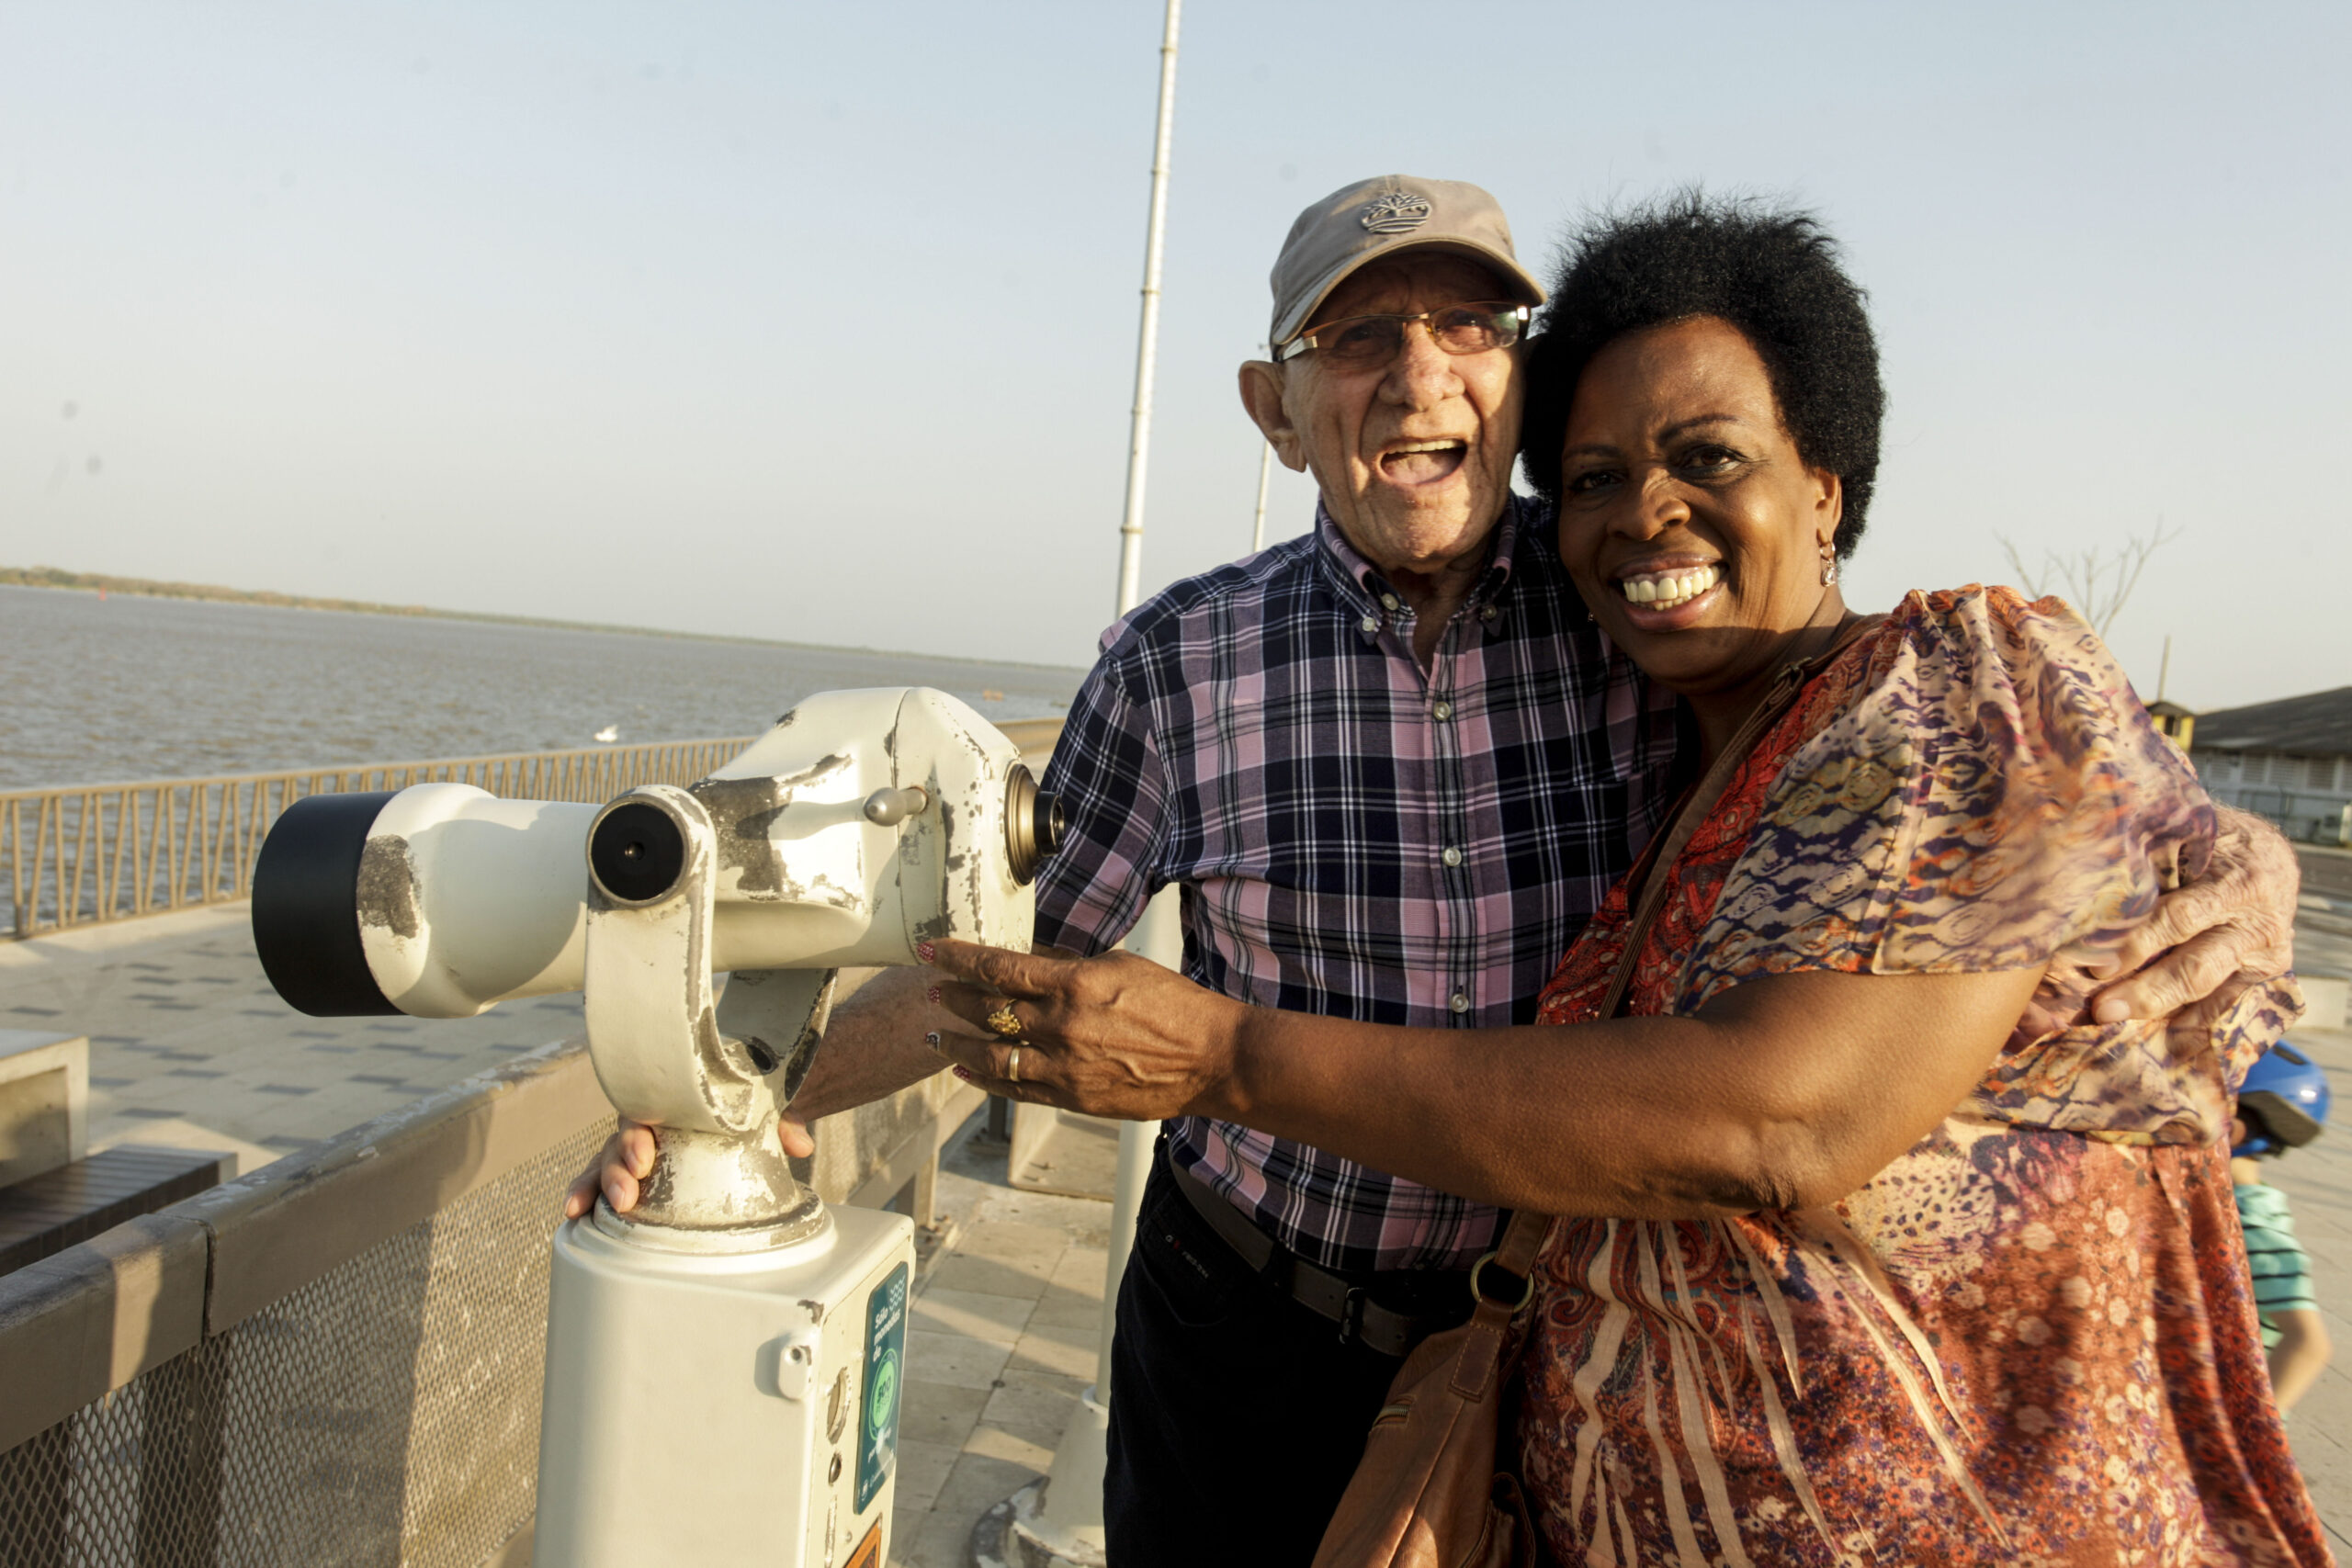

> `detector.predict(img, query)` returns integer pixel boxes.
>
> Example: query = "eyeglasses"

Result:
[1275,301,1529,367]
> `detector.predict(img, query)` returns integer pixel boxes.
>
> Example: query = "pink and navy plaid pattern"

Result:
[1035,496,1682,1271]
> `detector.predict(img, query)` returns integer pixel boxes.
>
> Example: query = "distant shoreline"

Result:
[0,565,1086,675]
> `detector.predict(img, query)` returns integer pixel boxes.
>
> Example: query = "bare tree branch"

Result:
[1995,523,2181,637]
[1996,535,2049,601]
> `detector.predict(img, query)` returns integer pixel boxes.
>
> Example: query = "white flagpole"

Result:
[1112,0,1182,618]
[1250,440,1273,553]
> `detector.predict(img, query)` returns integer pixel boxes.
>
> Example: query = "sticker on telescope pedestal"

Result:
[855,1263,909,1512]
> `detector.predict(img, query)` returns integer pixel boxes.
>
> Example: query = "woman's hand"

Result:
[923,940,1249,1122]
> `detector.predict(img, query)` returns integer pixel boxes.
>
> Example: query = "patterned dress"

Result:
[1517,587,2328,1565]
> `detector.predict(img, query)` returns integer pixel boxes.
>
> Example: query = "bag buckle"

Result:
[1468,1248,1535,1312]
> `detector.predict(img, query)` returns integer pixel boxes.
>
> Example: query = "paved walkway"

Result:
[0,903,587,1175]
[3,889,2349,1560]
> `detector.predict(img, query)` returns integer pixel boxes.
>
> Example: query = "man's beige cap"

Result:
[1268,175,1545,351]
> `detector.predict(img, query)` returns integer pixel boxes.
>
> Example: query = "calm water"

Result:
[0,584,1085,791]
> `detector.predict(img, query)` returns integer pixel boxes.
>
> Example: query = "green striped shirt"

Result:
[2236,1181,2316,1348]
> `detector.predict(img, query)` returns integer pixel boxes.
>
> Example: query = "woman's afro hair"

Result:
[1518,191,1884,558]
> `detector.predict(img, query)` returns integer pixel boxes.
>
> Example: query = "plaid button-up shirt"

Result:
[1035,494,1682,1271]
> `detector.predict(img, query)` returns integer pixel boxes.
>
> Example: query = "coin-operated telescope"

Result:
[250,689,1062,1568]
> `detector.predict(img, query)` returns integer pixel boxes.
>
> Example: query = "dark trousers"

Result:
[1102,1152,1473,1568]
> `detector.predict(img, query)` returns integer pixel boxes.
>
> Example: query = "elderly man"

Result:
[574,177,2297,1563]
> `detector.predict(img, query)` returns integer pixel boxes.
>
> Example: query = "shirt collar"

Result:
[1312,493,1535,616]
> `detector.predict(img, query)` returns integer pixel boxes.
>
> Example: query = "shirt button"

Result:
[1450,990,1470,1014]
[1442,846,1463,867]
[1380,592,1400,611]
[1359,615,1380,634]
[1432,700,1453,721]
[1481,605,1499,623]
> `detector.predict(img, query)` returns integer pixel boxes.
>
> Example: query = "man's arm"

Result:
[2090,805,2300,1025]
[562,966,946,1218]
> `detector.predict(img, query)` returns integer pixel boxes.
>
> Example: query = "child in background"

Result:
[2233,1041,2335,1411]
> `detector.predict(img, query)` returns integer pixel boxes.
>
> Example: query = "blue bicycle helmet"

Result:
[2234,1041,2332,1157]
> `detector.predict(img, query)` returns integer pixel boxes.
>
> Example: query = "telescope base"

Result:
[533,1202,914,1568]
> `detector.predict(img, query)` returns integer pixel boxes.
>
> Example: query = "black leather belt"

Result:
[1168,1156,1466,1359]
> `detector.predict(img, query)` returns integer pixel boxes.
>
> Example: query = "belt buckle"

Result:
[1336,1285,1369,1348]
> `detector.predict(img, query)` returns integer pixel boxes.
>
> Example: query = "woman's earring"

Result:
[1820,546,1839,587]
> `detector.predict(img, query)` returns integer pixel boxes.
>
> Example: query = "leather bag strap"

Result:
[1446,1207,1551,1402]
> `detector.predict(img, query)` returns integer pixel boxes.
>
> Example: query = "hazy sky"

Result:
[3,2,2344,708]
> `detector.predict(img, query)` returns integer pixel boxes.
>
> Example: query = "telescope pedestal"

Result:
[533,1200,915,1568]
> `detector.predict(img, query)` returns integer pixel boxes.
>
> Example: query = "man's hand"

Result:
[561,1113,817,1220]
[924,941,1246,1122]
[2089,806,2300,1027]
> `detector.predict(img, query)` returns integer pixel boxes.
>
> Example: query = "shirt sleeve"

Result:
[1679,586,2292,1144]
[1030,650,1170,959]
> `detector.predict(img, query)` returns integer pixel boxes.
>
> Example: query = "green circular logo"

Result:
[866,1350,899,1430]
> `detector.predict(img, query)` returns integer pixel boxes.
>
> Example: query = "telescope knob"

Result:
[861,786,932,827]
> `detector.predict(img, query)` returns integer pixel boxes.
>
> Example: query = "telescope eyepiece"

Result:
[1003,766,1067,886]
[1037,791,1066,858]
[590,801,690,905]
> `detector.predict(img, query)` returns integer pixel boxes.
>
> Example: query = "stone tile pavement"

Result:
[889,1132,1111,1567]
[2270,868,2352,1551]
[0,901,585,1174]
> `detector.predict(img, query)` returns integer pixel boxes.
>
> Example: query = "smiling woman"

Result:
[1488,194,2328,1566]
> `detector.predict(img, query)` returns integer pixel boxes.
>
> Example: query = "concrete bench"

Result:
[0,1032,233,1278]
[0,1145,235,1274]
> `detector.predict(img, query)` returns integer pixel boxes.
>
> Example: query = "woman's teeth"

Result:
[1618,564,1722,609]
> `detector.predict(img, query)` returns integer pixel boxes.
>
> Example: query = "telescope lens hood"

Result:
[253,791,402,1017]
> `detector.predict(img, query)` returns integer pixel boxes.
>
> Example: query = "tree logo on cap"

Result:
[1360,191,1432,234]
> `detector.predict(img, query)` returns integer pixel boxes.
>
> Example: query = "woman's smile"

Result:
[1611,558,1725,626]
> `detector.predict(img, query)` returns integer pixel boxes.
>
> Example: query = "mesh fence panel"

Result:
[0,1123,607,1568]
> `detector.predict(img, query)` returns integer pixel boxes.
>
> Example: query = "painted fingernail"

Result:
[926,986,941,1006]
[925,1032,943,1050]
[917,941,936,964]
[952,1066,975,1082]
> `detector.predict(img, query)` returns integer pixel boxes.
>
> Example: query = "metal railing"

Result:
[0,739,756,940]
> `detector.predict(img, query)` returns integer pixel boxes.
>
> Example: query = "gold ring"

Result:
[985,1002,1023,1041]
[1006,1046,1023,1085]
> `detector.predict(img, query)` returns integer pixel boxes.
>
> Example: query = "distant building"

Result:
[2186,684,2352,845]
[2147,700,2196,751]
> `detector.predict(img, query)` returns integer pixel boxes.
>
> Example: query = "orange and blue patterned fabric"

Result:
[1519,586,2328,1565]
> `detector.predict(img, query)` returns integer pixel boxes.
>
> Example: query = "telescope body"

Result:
[254,686,1043,1021]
